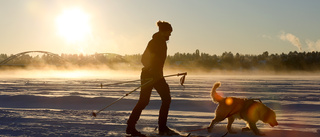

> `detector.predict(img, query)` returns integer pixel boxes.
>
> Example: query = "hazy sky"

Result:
[1,0,320,56]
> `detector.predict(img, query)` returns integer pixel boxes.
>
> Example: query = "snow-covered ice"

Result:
[0,72,319,137]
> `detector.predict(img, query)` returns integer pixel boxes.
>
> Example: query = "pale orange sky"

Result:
[1,0,320,56]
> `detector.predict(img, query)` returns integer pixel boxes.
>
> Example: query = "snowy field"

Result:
[0,71,320,137]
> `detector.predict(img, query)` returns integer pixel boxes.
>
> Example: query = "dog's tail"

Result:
[211,82,223,103]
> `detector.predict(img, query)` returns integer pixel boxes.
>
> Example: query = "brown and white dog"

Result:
[207,82,278,136]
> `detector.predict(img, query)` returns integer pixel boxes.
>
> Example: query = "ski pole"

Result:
[92,78,153,117]
[163,72,187,78]
[100,72,187,88]
[100,79,141,88]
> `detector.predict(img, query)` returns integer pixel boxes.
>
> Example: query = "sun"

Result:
[56,8,91,43]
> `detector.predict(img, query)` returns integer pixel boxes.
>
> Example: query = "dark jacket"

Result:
[141,32,167,79]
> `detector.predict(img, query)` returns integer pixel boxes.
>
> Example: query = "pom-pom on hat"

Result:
[157,21,172,32]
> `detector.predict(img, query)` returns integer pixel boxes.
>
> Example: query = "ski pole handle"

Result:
[177,72,187,76]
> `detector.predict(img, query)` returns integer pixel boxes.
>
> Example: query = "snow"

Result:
[0,73,319,137]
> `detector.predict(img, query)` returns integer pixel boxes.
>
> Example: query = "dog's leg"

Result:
[242,127,250,132]
[207,116,225,133]
[227,117,237,134]
[242,123,251,132]
[248,122,265,136]
[207,118,220,133]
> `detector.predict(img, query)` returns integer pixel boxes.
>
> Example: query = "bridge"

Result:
[0,51,66,66]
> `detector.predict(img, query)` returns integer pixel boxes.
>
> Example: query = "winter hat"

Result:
[157,21,172,32]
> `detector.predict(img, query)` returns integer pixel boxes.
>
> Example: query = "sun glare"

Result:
[225,97,233,105]
[56,8,91,43]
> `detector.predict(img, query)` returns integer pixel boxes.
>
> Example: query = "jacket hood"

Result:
[152,32,165,41]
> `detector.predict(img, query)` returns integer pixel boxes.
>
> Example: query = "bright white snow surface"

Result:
[0,74,319,137]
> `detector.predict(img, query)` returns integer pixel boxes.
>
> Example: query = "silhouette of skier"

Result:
[126,21,178,136]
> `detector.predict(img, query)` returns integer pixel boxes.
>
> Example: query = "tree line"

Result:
[166,50,320,72]
[1,50,320,72]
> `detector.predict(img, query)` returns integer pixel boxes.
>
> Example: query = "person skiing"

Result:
[126,21,177,136]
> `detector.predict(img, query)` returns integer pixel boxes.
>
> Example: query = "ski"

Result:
[126,126,213,137]
[126,129,191,137]
[126,133,191,137]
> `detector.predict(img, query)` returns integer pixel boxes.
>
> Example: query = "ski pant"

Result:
[127,70,171,128]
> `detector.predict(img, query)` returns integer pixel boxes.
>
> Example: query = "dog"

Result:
[207,82,278,136]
